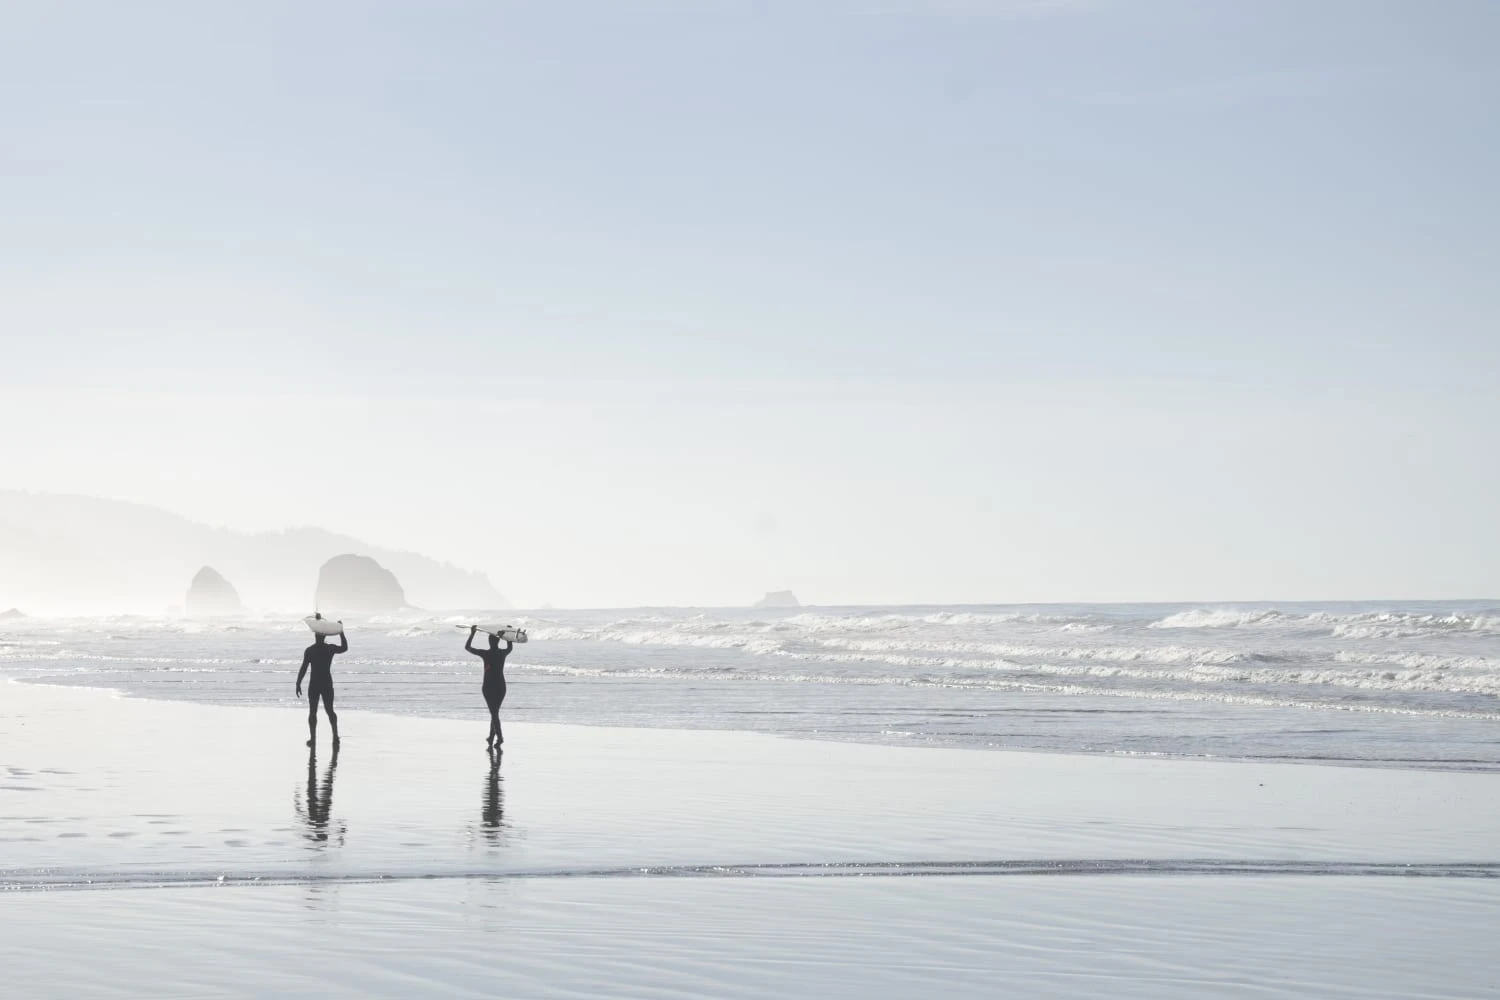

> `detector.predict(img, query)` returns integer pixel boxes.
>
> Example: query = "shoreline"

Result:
[7,599,1500,772]
[10,673,1498,776]
[3,679,1500,889]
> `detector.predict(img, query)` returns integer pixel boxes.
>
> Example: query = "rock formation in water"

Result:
[754,590,801,608]
[0,607,25,620]
[185,566,242,615]
[315,554,408,612]
[0,491,510,612]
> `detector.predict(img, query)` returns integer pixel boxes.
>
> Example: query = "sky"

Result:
[2,0,1497,607]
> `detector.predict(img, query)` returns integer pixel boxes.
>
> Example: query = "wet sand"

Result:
[2,680,1499,997]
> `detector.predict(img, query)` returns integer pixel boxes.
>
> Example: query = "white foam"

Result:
[810,635,1254,665]
[1150,607,1500,638]
[9,603,1500,764]
[1148,609,1287,630]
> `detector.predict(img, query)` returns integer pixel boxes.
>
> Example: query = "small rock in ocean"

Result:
[185,567,243,616]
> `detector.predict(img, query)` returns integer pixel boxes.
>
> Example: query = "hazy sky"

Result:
[3,0,1497,607]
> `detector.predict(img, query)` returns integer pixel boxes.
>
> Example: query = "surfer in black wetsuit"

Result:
[465,625,512,750]
[296,618,347,747]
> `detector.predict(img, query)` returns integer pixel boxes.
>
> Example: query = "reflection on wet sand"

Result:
[482,748,505,844]
[295,745,344,847]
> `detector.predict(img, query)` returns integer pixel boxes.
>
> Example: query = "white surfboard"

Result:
[457,624,528,643]
[304,615,345,636]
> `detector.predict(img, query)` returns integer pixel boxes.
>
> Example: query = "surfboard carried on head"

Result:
[456,624,528,643]
[304,615,345,636]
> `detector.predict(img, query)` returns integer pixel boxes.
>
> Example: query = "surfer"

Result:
[296,616,347,747]
[465,625,512,750]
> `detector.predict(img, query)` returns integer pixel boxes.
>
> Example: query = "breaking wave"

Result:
[1149,607,1500,637]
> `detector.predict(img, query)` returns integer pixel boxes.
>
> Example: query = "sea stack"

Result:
[753,590,801,609]
[0,608,25,620]
[315,554,407,612]
[185,566,242,615]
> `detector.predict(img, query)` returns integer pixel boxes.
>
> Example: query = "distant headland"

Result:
[0,491,508,614]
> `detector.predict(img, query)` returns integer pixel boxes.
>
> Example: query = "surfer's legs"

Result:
[484,688,504,747]
[484,700,499,746]
[321,687,339,744]
[306,691,318,746]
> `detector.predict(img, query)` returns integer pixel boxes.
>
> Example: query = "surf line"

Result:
[8,858,1500,891]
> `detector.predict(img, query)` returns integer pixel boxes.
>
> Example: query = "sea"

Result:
[3,600,1500,771]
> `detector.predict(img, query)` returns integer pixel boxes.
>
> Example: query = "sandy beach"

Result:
[2,679,1499,997]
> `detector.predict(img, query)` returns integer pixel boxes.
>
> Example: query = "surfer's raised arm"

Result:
[465,625,481,655]
[334,629,348,654]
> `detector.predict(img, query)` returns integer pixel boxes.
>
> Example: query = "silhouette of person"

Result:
[296,743,343,845]
[296,615,347,747]
[465,625,512,749]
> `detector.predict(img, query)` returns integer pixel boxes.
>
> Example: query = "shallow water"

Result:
[4,682,1499,998]
[6,681,1500,890]
[3,600,1500,769]
[7,877,1500,999]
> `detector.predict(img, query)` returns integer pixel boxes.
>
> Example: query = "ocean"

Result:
[3,600,1499,771]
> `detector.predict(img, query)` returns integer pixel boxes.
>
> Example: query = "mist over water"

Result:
[4,600,1499,770]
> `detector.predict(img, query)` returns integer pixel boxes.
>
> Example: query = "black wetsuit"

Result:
[467,638,512,745]
[302,638,345,713]
[478,644,510,710]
